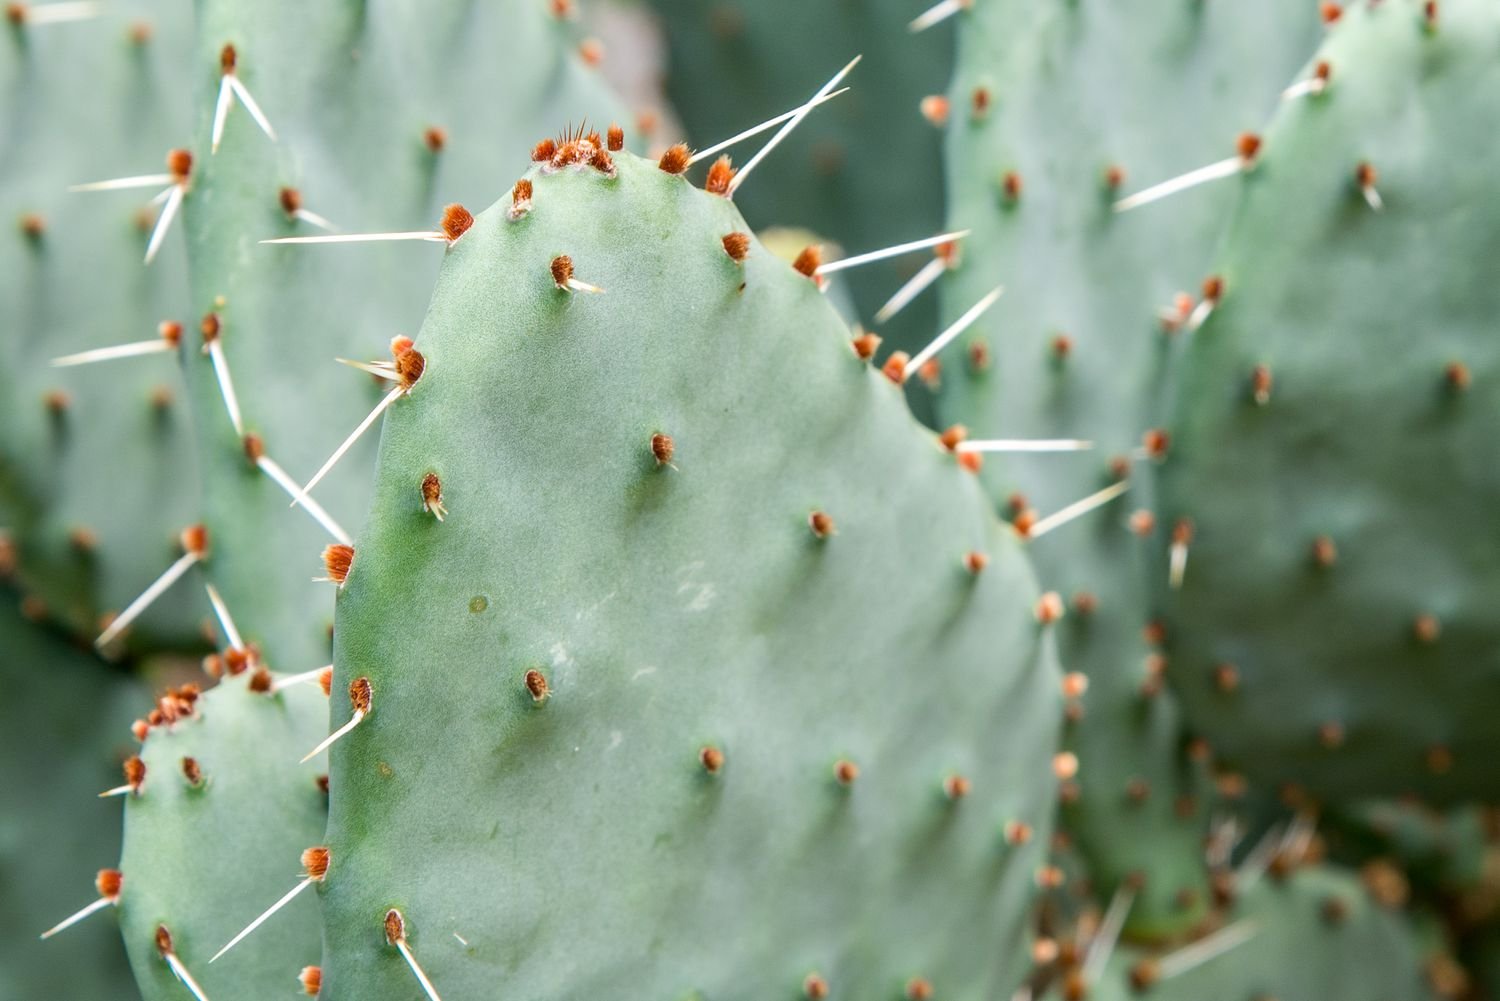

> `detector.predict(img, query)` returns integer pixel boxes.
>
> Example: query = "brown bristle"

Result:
[808,510,835,539]
[1143,428,1170,459]
[420,472,445,517]
[905,978,933,1001]
[224,647,251,675]
[791,244,822,278]
[1051,334,1072,360]
[970,86,990,119]
[964,551,988,574]
[394,347,425,389]
[588,145,614,174]
[958,451,983,474]
[1314,59,1333,83]
[300,966,322,996]
[1413,613,1441,644]
[532,138,558,162]
[1201,275,1225,303]
[423,125,447,153]
[218,42,237,74]
[1236,132,1262,162]
[95,868,124,900]
[1104,163,1126,191]
[155,924,174,957]
[578,38,604,66]
[322,544,354,585]
[158,320,183,347]
[833,759,859,785]
[19,212,45,238]
[249,667,273,693]
[606,124,624,151]
[919,94,950,127]
[1001,170,1022,201]
[1004,820,1032,845]
[699,746,725,774]
[657,143,691,175]
[705,155,736,196]
[166,148,193,180]
[1355,160,1377,190]
[1011,508,1036,538]
[918,358,942,389]
[1129,510,1156,537]
[1445,360,1471,391]
[524,668,550,703]
[439,203,473,242]
[1035,592,1065,625]
[803,973,830,1000]
[243,433,265,463]
[200,311,220,343]
[389,335,416,359]
[944,774,971,800]
[967,339,991,372]
[348,676,372,714]
[180,523,209,557]
[123,755,146,792]
[512,178,533,206]
[278,187,302,215]
[383,908,405,945]
[318,666,333,696]
[1214,662,1240,693]
[850,332,882,361]
[551,254,574,288]
[650,433,675,466]
[713,231,749,265]
[301,846,331,880]
[939,424,967,451]
[1320,2,1342,22]
[882,351,910,385]
[316,774,330,794]
[181,756,202,786]
[1171,518,1194,547]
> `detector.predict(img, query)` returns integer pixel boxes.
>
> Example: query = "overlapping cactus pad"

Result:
[320,148,1063,1000]
[1158,0,1500,803]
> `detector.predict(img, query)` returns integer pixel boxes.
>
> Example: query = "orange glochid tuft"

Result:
[657,143,691,175]
[440,203,473,242]
[705,155,736,196]
[322,544,354,585]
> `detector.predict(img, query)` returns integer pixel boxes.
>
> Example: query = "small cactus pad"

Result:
[117,672,328,1000]
[320,151,1063,999]
[937,0,1322,938]
[1157,0,1500,802]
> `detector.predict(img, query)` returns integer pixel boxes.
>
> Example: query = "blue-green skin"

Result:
[1157,0,1500,803]
[1,0,202,649]
[321,152,1063,1000]
[118,672,329,1001]
[0,596,142,999]
[937,0,1325,939]
[179,0,632,672]
[1060,865,1439,1001]
[645,0,952,416]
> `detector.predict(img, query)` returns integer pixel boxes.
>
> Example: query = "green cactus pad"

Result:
[176,0,630,673]
[0,0,202,649]
[319,150,1063,1000]
[935,0,1325,938]
[0,596,141,999]
[1157,0,1500,803]
[117,671,329,1001]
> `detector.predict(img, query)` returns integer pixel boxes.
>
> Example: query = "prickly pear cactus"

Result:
[1157,0,1500,803]
[168,0,631,673]
[0,595,141,999]
[935,0,1324,937]
[645,0,952,372]
[117,671,328,1001]
[316,148,1064,1000]
[1055,864,1439,1001]
[0,0,202,649]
